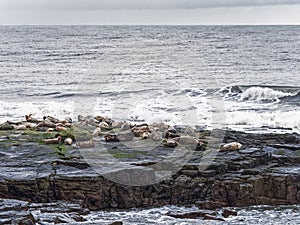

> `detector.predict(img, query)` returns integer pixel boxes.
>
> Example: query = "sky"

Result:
[0,0,300,25]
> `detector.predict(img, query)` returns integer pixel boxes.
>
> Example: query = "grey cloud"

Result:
[1,0,300,11]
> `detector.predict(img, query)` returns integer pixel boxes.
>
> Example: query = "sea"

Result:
[0,25,299,133]
[0,25,299,224]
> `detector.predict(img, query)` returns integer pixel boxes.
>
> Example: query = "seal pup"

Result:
[219,142,242,152]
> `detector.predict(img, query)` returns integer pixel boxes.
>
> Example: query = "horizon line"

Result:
[1,23,300,26]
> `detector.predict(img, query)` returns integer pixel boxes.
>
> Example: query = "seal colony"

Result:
[1,114,300,216]
[0,114,242,153]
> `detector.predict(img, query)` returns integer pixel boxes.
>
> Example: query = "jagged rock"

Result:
[0,128,299,211]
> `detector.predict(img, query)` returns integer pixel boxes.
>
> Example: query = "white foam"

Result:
[240,87,294,102]
[0,96,299,134]
[0,100,74,123]
[226,110,300,133]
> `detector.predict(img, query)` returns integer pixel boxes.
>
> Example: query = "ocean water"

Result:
[0,25,299,133]
[83,205,300,225]
[1,26,299,224]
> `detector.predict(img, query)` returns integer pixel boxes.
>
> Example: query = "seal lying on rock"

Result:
[141,132,150,139]
[13,124,27,130]
[219,142,242,152]
[162,139,178,148]
[56,125,67,131]
[93,127,101,137]
[64,138,73,145]
[37,121,56,128]
[104,131,134,142]
[104,134,118,142]
[42,136,61,144]
[99,121,109,129]
[131,125,150,137]
[43,115,60,124]
[76,139,95,148]
[25,114,40,123]
[24,122,37,128]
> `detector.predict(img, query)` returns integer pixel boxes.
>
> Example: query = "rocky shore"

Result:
[0,115,299,224]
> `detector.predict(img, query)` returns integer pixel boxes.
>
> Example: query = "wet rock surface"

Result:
[0,124,299,222]
[0,198,87,224]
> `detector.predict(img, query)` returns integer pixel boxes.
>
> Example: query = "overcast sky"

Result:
[0,0,300,25]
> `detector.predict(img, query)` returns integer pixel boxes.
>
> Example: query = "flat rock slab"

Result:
[0,129,299,210]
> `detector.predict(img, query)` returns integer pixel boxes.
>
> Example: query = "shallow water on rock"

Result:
[83,205,300,225]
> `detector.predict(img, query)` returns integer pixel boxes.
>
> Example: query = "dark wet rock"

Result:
[241,169,261,175]
[222,209,237,218]
[270,144,300,151]
[0,128,299,212]
[180,170,199,177]
[0,198,87,224]
[199,170,216,177]
[109,222,123,225]
[239,147,260,154]
[196,200,228,210]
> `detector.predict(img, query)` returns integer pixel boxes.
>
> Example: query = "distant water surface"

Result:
[0,26,300,225]
[0,25,299,132]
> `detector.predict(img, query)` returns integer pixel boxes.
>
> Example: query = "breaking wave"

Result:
[219,85,300,104]
[226,110,300,133]
[239,87,295,102]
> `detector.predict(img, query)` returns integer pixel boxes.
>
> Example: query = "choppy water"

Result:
[0,25,299,133]
[1,26,299,224]
[84,205,300,224]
